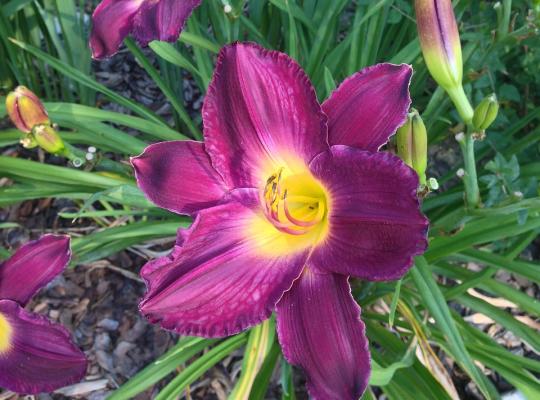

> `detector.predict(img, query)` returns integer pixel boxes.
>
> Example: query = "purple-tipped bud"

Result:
[396,109,428,185]
[415,0,462,90]
[5,86,49,133]
[415,0,474,122]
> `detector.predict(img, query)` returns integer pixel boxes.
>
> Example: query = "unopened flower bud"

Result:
[473,94,499,131]
[396,109,428,185]
[415,0,474,122]
[5,86,49,133]
[33,125,65,154]
[415,0,462,91]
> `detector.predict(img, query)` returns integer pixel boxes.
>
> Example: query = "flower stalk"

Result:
[446,85,474,124]
[415,0,481,207]
[455,129,481,207]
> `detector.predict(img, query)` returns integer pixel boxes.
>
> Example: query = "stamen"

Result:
[262,167,327,236]
[283,195,322,228]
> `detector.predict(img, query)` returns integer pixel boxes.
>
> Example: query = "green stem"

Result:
[446,85,474,124]
[457,127,481,208]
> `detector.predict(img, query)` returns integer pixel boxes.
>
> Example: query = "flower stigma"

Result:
[262,166,328,238]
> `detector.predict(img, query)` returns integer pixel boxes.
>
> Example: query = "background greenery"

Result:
[0,0,539,399]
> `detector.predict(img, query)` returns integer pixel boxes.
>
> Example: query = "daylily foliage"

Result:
[132,42,428,399]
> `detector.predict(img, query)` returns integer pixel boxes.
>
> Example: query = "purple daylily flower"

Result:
[90,0,202,59]
[132,42,428,399]
[0,235,87,394]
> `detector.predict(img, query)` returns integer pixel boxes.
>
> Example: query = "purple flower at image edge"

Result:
[90,0,202,59]
[132,42,429,400]
[0,235,87,394]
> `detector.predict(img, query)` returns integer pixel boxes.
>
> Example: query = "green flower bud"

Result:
[396,109,428,185]
[415,0,462,91]
[20,134,38,149]
[415,0,474,123]
[32,125,65,154]
[473,94,499,131]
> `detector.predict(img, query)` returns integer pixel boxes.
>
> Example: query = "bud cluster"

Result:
[5,86,65,155]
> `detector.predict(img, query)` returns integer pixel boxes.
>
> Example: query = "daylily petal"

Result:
[276,268,370,400]
[322,63,412,151]
[203,42,328,188]
[90,0,143,59]
[309,145,428,280]
[132,141,228,215]
[0,235,70,306]
[140,189,311,337]
[132,0,202,46]
[0,299,87,394]
[139,227,187,296]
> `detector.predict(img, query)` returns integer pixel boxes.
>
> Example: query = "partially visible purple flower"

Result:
[0,235,87,394]
[90,0,202,59]
[132,43,428,399]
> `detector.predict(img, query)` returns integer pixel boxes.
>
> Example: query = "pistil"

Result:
[262,168,328,235]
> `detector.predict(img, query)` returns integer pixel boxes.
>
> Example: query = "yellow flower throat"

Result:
[0,312,13,354]
[262,167,328,237]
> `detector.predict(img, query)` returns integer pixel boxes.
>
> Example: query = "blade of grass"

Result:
[248,340,281,400]
[9,38,166,126]
[108,337,216,400]
[410,256,499,400]
[229,319,275,399]
[155,334,247,400]
[125,38,201,140]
